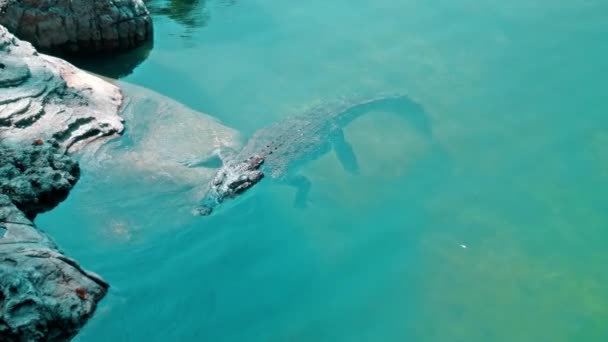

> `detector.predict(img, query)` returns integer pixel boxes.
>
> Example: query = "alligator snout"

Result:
[193,154,267,216]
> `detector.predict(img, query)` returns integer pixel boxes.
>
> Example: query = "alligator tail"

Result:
[334,93,433,138]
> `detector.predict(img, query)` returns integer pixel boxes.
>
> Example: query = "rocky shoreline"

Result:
[0,0,241,337]
[0,0,241,338]
[0,9,129,339]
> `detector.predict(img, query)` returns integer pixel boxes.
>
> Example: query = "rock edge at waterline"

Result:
[1,25,122,341]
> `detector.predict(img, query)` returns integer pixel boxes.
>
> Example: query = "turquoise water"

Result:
[40,0,608,340]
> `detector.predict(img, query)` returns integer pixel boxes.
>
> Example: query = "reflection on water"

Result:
[149,0,210,29]
[63,0,240,77]
[148,0,238,37]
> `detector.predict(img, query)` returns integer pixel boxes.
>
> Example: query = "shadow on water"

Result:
[63,40,154,79]
[60,0,241,78]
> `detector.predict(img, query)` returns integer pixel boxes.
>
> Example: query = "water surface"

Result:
[42,0,608,340]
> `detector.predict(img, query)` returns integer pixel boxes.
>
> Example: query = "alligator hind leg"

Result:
[284,174,312,208]
[330,125,359,175]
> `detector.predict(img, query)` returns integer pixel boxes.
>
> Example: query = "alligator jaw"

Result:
[193,154,265,216]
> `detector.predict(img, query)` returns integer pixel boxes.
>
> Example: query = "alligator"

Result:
[192,93,433,216]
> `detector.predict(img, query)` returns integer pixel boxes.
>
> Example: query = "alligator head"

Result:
[192,154,265,216]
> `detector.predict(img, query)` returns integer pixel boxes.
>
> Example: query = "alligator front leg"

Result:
[330,125,359,175]
[284,174,312,208]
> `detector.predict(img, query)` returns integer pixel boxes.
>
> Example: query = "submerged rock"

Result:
[0,25,124,152]
[85,80,242,192]
[66,80,243,229]
[0,0,152,53]
[0,142,109,341]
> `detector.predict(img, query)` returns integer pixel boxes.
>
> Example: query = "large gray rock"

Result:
[0,25,124,152]
[0,0,152,53]
[0,142,109,342]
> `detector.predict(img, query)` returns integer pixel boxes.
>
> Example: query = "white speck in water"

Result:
[460,244,467,249]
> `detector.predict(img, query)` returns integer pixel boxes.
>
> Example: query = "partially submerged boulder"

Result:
[0,25,124,152]
[0,142,109,342]
[72,80,243,224]
[0,0,152,53]
[98,80,242,187]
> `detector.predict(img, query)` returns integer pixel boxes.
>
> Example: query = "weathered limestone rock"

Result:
[0,0,152,53]
[0,142,109,341]
[0,25,124,152]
